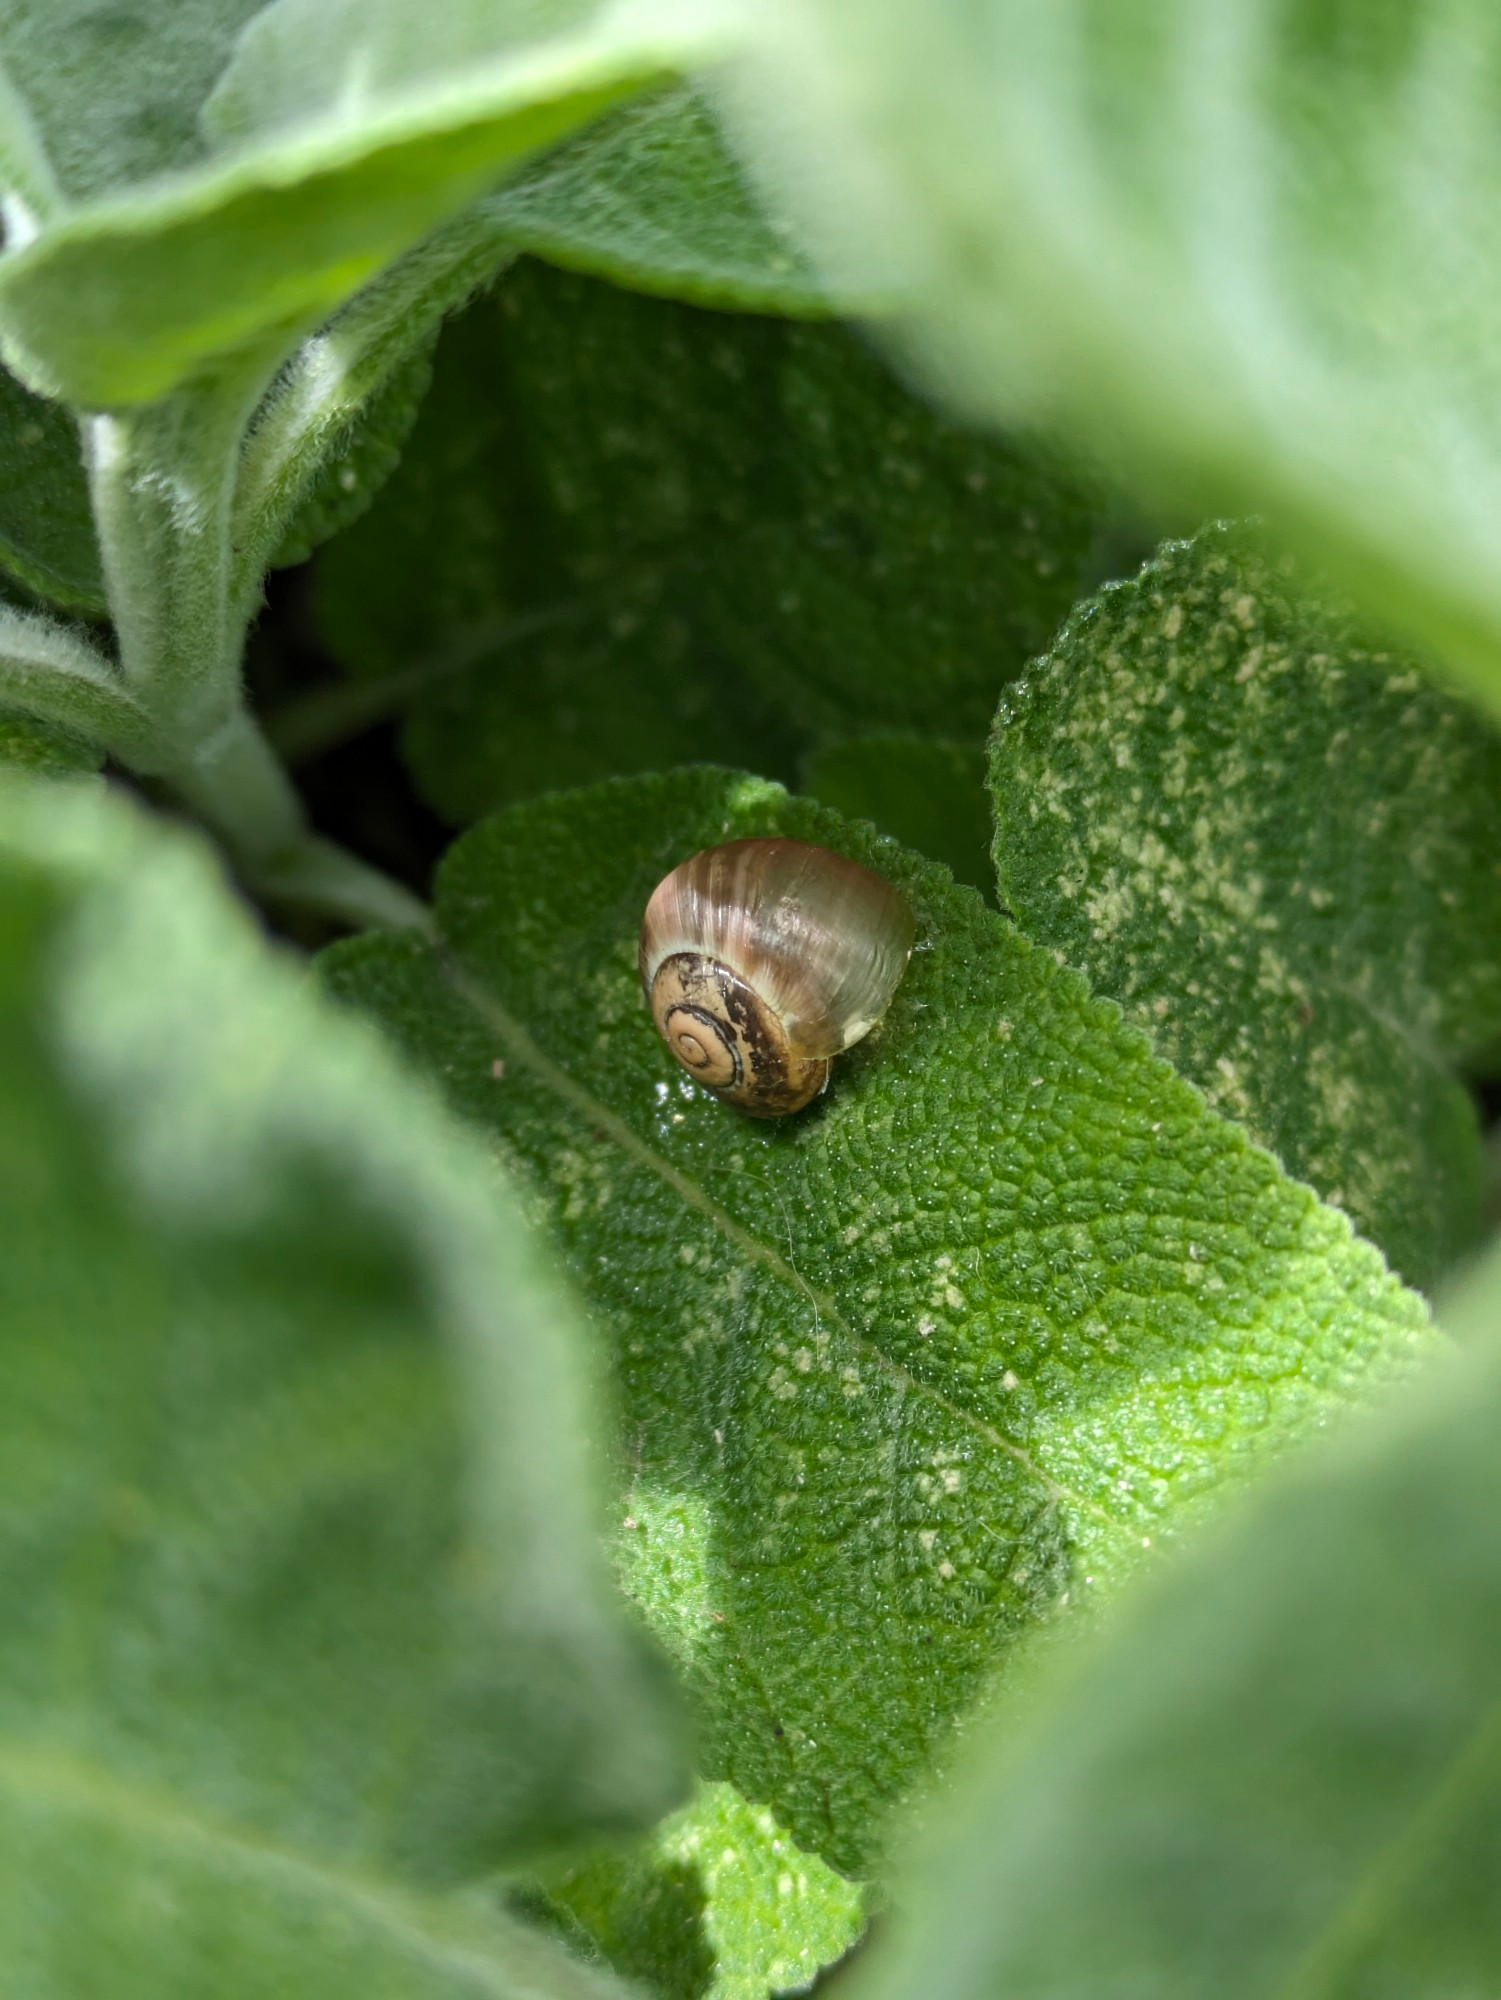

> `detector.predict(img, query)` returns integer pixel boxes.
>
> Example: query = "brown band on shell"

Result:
[650,953,830,1117]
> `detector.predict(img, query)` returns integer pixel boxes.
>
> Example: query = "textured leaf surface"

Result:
[0,0,714,404]
[721,0,1501,711]
[0,771,684,1989]
[845,1244,1501,2000]
[802,736,992,899]
[540,1781,866,2000]
[990,525,1501,1291]
[478,82,828,314]
[315,263,1100,819]
[321,766,1433,1875]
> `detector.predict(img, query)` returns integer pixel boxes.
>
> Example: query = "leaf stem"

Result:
[152,705,433,934]
[67,209,516,933]
[84,337,293,735]
[250,838,435,937]
[73,331,438,933]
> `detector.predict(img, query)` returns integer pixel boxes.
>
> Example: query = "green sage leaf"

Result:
[0,709,98,774]
[313,263,1101,817]
[0,0,260,204]
[321,765,1433,1876]
[269,331,438,569]
[0,770,685,1988]
[989,524,1501,1291]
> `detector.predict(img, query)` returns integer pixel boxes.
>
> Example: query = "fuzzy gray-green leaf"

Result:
[0,0,716,405]
[269,332,438,570]
[990,525,1501,1290]
[321,765,1433,1876]
[718,0,1501,713]
[0,710,98,774]
[0,771,685,1988]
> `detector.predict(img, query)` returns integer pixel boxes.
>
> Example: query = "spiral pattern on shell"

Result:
[639,838,914,1116]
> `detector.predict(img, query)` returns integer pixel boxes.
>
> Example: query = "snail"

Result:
[639,837,914,1117]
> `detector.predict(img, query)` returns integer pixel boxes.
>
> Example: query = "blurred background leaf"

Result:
[0,362,104,615]
[718,0,1501,715]
[0,769,684,1990]
[842,1244,1501,2000]
[801,735,992,899]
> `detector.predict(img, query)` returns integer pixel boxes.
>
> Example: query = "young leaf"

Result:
[0,771,685,1986]
[989,524,1501,1291]
[801,735,992,898]
[0,604,158,767]
[475,82,830,314]
[268,331,438,569]
[0,0,720,405]
[313,263,1101,817]
[719,0,1501,713]
[321,766,1434,1876]
[536,1781,867,1999]
[841,1244,1501,2000]
[231,207,524,600]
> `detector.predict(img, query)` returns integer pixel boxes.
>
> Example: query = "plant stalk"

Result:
[78,334,435,934]
[85,340,292,736]
[155,705,434,935]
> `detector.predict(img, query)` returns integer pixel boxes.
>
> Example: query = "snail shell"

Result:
[639,837,914,1117]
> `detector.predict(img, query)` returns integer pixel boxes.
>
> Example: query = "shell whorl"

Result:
[639,838,914,1116]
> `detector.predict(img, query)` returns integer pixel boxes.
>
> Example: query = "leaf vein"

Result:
[441,953,1130,1547]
